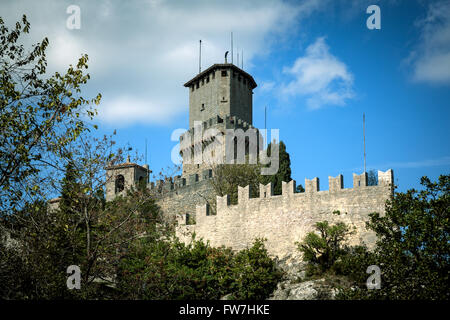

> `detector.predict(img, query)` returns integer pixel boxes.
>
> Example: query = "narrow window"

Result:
[201,103,205,111]
[206,76,209,83]
[115,175,125,193]
[212,72,215,79]
[221,70,227,77]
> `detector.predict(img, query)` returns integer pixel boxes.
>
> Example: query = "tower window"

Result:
[221,70,227,77]
[212,72,215,79]
[115,174,125,193]
[206,76,209,83]
[201,103,205,111]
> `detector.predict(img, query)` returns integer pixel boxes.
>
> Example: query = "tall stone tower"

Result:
[180,61,258,178]
[184,62,257,128]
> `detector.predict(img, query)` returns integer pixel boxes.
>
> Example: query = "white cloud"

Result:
[280,37,354,109]
[97,95,183,126]
[0,0,324,125]
[408,1,450,84]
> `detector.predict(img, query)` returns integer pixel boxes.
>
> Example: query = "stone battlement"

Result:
[150,169,214,193]
[176,170,394,259]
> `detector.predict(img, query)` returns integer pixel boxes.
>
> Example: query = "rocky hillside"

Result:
[268,254,343,300]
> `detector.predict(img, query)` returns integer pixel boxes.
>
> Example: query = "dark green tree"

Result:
[338,175,450,300]
[260,141,292,195]
[297,220,355,274]
[367,170,378,186]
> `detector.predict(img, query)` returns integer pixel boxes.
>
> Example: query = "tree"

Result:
[338,175,449,300]
[260,141,292,195]
[116,237,281,300]
[0,15,101,214]
[367,170,378,186]
[210,162,261,206]
[297,220,355,274]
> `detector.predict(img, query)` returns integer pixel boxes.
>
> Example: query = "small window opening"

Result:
[221,70,227,77]
[115,175,125,194]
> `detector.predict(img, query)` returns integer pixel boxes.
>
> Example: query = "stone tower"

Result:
[105,157,151,201]
[180,61,258,177]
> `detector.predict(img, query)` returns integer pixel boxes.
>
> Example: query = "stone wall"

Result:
[155,177,216,224]
[176,170,394,259]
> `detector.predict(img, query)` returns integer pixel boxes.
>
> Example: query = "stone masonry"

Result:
[176,170,394,259]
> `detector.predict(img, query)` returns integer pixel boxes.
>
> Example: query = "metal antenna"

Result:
[363,113,366,173]
[199,40,202,73]
[145,138,147,164]
[265,106,267,148]
[231,32,233,64]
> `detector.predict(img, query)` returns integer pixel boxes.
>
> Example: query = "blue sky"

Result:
[2,0,449,192]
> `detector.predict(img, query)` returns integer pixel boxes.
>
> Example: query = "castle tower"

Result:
[181,61,258,177]
[105,156,151,201]
[184,62,257,128]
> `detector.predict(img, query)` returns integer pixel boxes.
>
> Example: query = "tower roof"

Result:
[104,162,151,172]
[183,63,257,89]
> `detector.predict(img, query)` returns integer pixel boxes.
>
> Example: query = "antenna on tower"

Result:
[231,32,233,64]
[265,106,267,148]
[363,113,366,173]
[199,40,202,73]
[145,138,148,164]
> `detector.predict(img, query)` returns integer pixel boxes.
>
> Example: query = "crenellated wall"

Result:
[176,170,394,259]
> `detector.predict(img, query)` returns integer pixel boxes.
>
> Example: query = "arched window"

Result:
[115,174,125,193]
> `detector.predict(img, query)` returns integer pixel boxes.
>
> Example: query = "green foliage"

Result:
[0,15,101,214]
[260,141,292,195]
[367,170,378,186]
[229,238,283,300]
[210,162,261,205]
[337,175,449,300]
[117,237,282,300]
[296,184,305,193]
[295,176,449,300]
[297,221,355,274]
[0,201,85,299]
[210,140,294,203]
